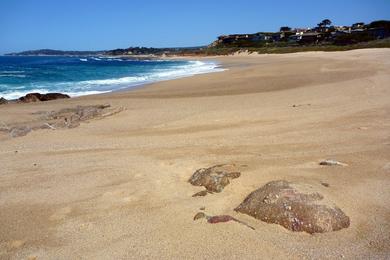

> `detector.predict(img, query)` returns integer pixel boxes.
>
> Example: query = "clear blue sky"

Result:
[1,0,389,54]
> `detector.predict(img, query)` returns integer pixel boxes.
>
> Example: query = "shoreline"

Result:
[0,58,225,101]
[1,47,380,102]
[1,48,389,259]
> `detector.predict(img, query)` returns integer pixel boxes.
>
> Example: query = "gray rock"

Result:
[189,164,241,193]
[18,92,70,103]
[235,180,350,233]
[3,104,123,138]
[9,126,32,137]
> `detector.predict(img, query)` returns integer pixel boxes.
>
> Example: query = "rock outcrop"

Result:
[0,104,124,137]
[189,164,241,194]
[39,93,70,101]
[19,93,41,103]
[235,180,350,233]
[0,97,8,105]
[18,93,70,103]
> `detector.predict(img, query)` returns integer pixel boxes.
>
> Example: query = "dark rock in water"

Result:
[189,164,241,193]
[235,180,350,233]
[40,93,70,101]
[18,92,70,103]
[19,93,42,103]
[0,97,8,105]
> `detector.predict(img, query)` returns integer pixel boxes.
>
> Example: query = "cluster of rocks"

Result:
[0,104,124,137]
[0,92,70,105]
[18,92,70,103]
[189,163,350,234]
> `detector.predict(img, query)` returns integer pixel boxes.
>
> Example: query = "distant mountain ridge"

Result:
[6,49,106,56]
[5,46,206,56]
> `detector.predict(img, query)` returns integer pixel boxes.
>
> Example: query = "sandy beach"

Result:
[0,49,389,259]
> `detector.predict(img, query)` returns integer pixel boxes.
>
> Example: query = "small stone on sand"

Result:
[193,212,206,220]
[188,164,241,193]
[319,159,348,166]
[192,190,209,197]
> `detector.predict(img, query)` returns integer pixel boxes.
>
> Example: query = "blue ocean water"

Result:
[0,56,222,99]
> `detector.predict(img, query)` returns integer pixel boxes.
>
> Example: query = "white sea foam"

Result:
[1,89,49,100]
[0,74,27,78]
[62,90,110,97]
[77,76,148,86]
[72,60,223,89]
[0,60,225,99]
[0,70,25,74]
[79,58,88,62]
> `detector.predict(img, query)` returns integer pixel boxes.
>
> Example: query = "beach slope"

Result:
[1,49,389,259]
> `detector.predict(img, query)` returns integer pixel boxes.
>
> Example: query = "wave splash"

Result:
[0,60,224,100]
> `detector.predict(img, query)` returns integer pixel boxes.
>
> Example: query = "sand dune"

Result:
[1,49,389,259]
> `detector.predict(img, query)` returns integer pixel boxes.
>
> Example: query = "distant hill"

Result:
[5,47,206,57]
[102,46,205,56]
[6,49,106,56]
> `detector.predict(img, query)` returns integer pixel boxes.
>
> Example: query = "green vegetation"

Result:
[208,19,390,55]
[7,19,390,57]
[194,38,390,56]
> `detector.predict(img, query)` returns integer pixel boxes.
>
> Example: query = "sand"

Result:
[0,49,389,259]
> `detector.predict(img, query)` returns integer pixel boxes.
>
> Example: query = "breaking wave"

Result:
[0,58,224,99]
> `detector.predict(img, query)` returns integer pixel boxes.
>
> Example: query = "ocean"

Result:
[0,56,223,100]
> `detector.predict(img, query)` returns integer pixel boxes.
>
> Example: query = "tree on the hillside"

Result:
[322,19,332,26]
[279,26,291,32]
[318,19,332,28]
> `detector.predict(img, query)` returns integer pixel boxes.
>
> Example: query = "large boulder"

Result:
[188,164,241,193]
[18,92,70,103]
[40,93,70,101]
[19,93,42,103]
[235,180,350,233]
